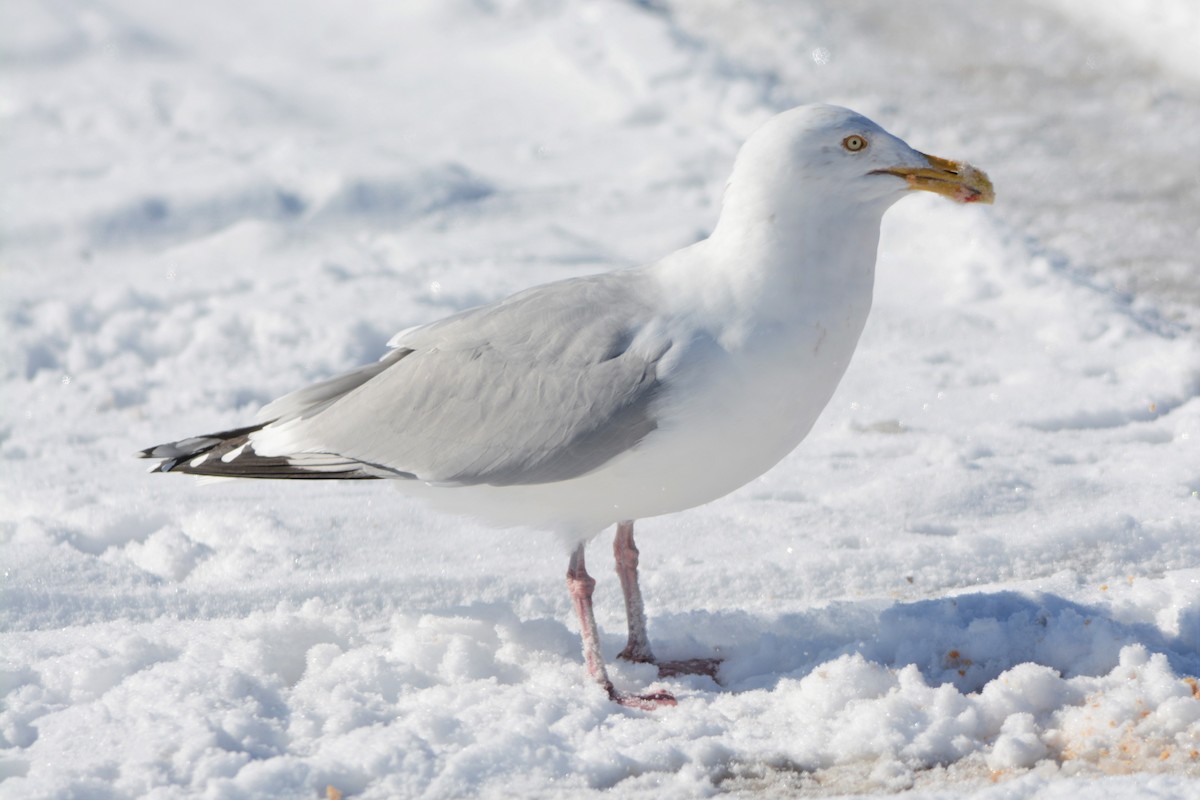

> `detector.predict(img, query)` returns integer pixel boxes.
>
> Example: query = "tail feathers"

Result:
[139,423,383,480]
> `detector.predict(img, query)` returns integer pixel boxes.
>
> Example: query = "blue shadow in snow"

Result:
[646,590,1200,694]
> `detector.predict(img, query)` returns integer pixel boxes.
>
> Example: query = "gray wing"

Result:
[249,269,673,486]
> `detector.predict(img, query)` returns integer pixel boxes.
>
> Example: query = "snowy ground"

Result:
[3,1,1200,798]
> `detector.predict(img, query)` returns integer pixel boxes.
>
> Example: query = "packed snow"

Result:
[2,1,1198,798]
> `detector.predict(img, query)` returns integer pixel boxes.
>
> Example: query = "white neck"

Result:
[656,189,885,342]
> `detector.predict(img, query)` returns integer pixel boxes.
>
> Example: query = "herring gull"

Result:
[142,104,994,708]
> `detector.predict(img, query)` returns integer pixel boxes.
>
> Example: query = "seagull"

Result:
[141,104,993,709]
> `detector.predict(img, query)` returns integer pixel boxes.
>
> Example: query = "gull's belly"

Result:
[600,330,857,519]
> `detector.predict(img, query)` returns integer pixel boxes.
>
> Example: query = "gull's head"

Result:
[716,104,993,240]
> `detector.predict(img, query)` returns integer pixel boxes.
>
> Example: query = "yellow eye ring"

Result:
[842,135,868,152]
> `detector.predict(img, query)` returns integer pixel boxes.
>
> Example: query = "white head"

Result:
[713,104,993,247]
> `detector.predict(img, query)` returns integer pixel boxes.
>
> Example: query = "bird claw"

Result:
[600,656,721,708]
[609,684,677,710]
[656,658,722,680]
[615,646,723,679]
[615,649,724,681]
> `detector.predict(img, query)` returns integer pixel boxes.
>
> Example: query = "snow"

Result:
[2,1,1199,797]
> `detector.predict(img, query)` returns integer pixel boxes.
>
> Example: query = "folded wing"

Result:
[142,271,672,487]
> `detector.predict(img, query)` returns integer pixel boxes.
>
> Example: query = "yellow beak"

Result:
[873,153,995,205]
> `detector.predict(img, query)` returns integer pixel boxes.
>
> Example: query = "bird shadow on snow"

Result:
[637,591,1200,696]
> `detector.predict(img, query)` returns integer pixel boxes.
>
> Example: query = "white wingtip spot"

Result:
[189,454,210,468]
[221,444,247,463]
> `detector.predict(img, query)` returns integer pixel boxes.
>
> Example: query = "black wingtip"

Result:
[140,421,383,480]
[139,422,269,473]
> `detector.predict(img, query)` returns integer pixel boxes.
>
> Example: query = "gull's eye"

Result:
[842,135,868,152]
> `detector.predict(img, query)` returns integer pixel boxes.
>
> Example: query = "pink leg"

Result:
[614,520,655,663]
[567,543,675,709]
[612,522,723,681]
[567,543,609,689]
